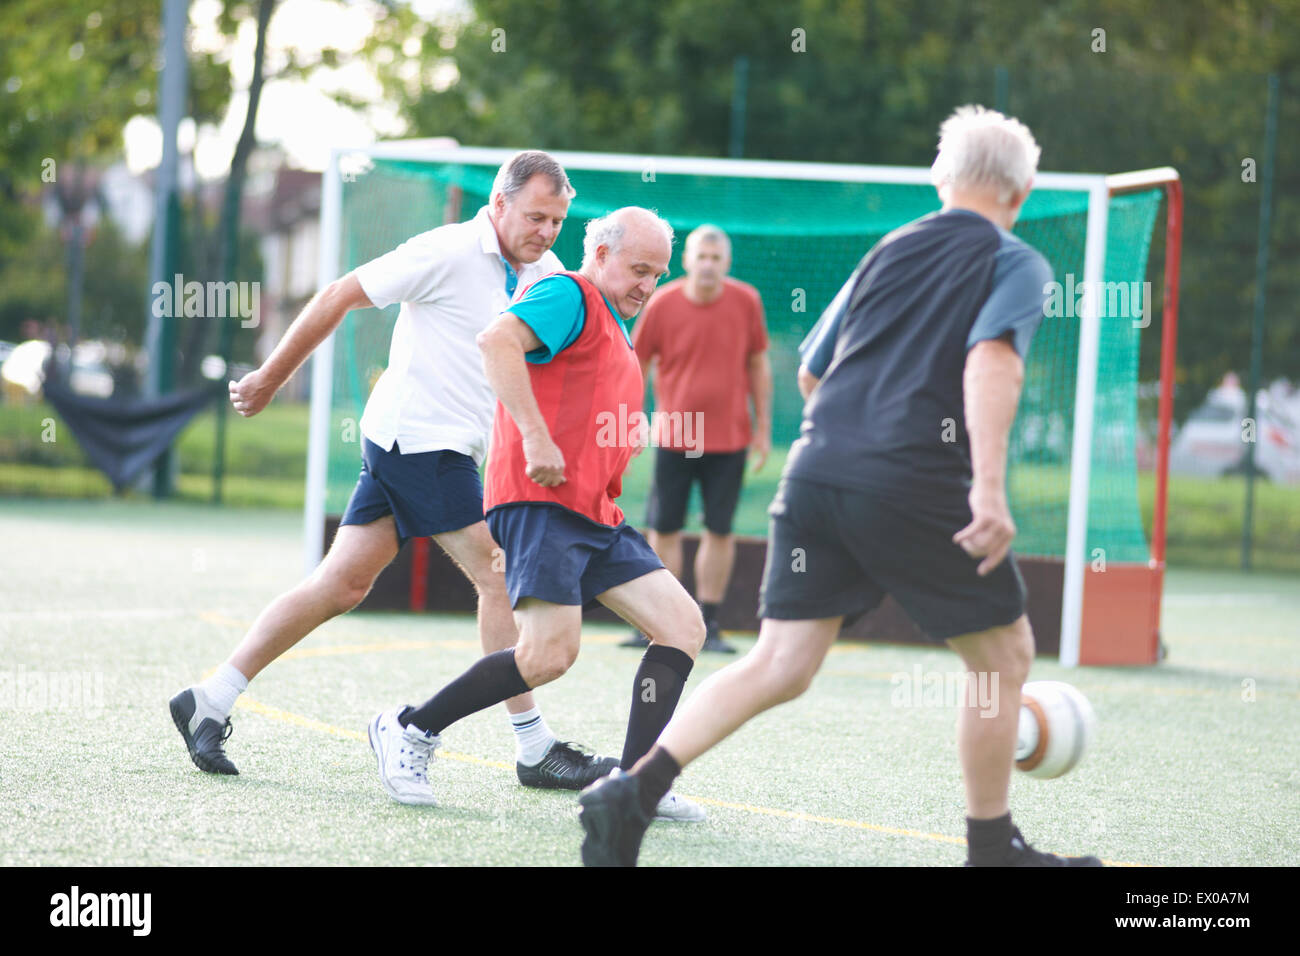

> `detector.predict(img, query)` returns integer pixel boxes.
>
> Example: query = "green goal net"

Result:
[320,149,1165,570]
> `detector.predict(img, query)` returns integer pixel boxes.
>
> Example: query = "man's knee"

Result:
[313,521,397,613]
[645,600,705,655]
[438,529,509,600]
[748,644,817,703]
[514,632,579,686]
[951,616,1034,687]
[466,560,509,602]
[312,565,378,614]
[1002,622,1034,686]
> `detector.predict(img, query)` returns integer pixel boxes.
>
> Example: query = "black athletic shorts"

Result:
[758,476,1027,642]
[645,448,748,535]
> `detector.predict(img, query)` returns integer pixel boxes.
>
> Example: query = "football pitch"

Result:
[2,498,1297,867]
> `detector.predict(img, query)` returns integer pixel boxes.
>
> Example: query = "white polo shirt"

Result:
[354,207,564,465]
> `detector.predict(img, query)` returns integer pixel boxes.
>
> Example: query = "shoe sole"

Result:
[655,810,707,823]
[169,691,238,775]
[518,756,619,791]
[578,792,631,867]
[368,714,437,807]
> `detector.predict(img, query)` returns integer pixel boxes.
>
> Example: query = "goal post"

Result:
[305,145,1181,666]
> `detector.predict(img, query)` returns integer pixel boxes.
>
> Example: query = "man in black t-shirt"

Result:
[579,105,1105,868]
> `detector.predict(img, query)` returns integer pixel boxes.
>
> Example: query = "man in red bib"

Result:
[370,207,708,821]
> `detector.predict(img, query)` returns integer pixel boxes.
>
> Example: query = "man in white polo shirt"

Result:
[170,151,617,791]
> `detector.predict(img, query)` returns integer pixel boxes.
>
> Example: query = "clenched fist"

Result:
[228,369,277,418]
[522,431,566,487]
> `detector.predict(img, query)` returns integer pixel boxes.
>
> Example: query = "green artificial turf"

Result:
[1,498,1296,866]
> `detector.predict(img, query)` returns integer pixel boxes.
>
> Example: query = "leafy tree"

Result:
[358,0,1299,417]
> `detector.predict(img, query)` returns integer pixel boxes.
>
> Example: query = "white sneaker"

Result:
[368,708,439,806]
[655,791,706,822]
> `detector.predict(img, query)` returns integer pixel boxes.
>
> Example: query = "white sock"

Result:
[510,706,557,765]
[198,662,248,717]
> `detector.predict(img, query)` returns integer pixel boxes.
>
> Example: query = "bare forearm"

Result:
[261,278,362,389]
[963,340,1025,490]
[480,334,549,440]
[749,355,773,432]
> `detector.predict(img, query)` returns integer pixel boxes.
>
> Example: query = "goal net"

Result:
[308,145,1181,666]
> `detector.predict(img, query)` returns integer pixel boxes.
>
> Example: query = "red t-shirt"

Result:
[632,278,768,454]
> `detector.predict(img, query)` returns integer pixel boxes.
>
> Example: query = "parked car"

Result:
[1169,376,1300,484]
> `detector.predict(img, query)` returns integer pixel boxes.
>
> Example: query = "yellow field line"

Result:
[203,619,1172,863]
[232,692,1141,866]
[234,694,510,770]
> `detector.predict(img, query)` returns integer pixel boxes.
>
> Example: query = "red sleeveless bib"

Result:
[484,272,643,526]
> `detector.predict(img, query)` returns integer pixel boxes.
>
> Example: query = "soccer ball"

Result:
[1015,681,1096,779]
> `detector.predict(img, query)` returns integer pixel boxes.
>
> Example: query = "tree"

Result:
[357,0,1300,419]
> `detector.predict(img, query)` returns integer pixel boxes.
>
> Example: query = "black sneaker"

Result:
[517,741,619,790]
[701,620,737,654]
[579,769,653,867]
[169,687,239,775]
[620,629,650,648]
[966,826,1103,867]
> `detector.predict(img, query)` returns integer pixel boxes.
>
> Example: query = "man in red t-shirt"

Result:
[625,225,772,653]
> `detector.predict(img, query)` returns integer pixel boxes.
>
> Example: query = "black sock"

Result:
[700,602,720,627]
[620,645,694,769]
[401,649,530,737]
[966,812,1014,862]
[631,746,681,818]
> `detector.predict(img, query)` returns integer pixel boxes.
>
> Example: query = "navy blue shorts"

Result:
[486,503,664,608]
[340,438,485,547]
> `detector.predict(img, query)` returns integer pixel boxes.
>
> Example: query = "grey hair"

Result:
[491,150,576,203]
[930,105,1041,204]
[582,207,675,266]
[685,224,731,256]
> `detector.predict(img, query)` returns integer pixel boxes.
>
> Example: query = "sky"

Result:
[123,0,463,178]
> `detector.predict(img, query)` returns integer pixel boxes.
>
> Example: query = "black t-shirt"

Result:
[787,209,1053,500]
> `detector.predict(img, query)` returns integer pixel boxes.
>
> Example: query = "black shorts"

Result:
[645,448,748,535]
[758,476,1027,642]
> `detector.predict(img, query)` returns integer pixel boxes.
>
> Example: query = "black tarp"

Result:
[41,362,223,492]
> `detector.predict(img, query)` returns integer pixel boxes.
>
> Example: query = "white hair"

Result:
[582,207,674,266]
[930,105,1041,204]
